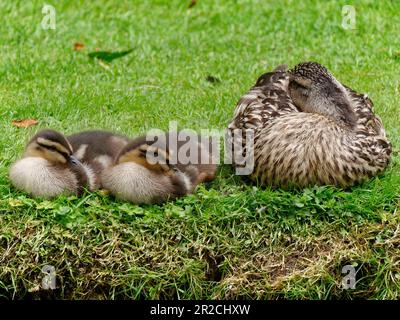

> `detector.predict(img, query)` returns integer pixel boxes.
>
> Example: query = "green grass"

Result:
[1,0,400,299]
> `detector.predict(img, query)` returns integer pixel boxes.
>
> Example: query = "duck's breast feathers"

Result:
[252,113,391,187]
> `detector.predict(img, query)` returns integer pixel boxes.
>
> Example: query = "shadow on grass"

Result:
[88,49,134,63]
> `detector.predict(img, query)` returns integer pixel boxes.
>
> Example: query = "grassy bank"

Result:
[0,0,399,299]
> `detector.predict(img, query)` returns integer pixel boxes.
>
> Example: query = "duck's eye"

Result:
[290,82,309,98]
[301,88,309,97]
[291,81,307,91]
[69,157,80,166]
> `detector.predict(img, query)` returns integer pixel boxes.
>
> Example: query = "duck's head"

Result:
[25,129,76,164]
[117,140,177,174]
[288,61,357,127]
[10,129,90,198]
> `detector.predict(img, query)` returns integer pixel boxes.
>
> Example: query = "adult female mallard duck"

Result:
[227,61,391,188]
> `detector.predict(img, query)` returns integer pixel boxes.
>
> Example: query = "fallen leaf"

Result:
[188,0,197,8]
[74,42,85,51]
[12,119,38,128]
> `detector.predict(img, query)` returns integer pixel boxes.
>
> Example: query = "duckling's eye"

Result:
[70,158,79,166]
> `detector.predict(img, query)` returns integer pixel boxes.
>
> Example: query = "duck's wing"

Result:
[227,66,299,169]
[228,67,299,134]
[344,85,387,137]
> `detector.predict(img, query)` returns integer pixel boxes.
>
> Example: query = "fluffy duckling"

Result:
[67,130,130,189]
[101,131,218,204]
[9,129,95,198]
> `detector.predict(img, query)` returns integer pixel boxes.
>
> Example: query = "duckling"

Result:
[101,131,218,204]
[9,129,95,198]
[67,130,130,188]
[227,62,391,188]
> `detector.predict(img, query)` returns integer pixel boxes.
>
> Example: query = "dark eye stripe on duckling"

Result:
[36,137,71,160]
